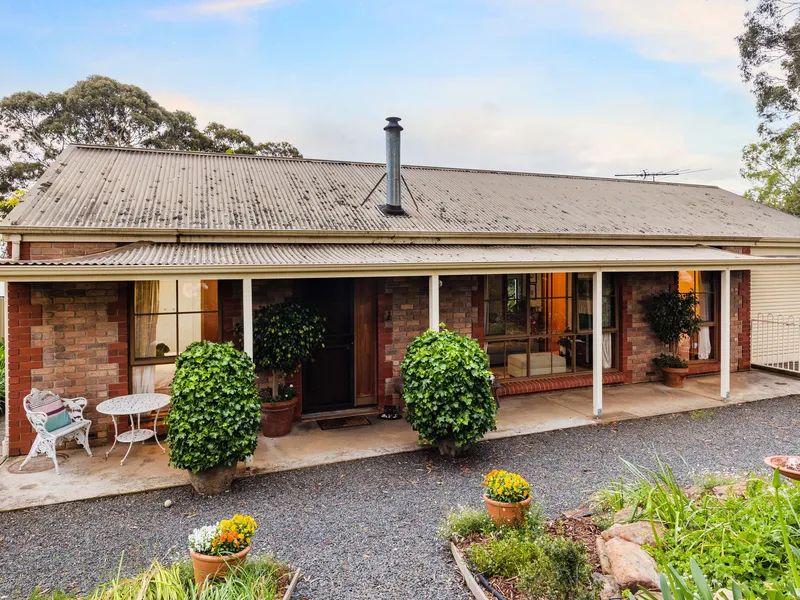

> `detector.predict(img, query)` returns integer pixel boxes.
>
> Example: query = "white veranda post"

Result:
[242,277,255,468]
[242,277,254,359]
[720,269,731,400]
[592,271,603,416]
[429,274,440,332]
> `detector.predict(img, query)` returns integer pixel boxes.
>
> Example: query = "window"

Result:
[131,280,220,394]
[485,273,618,379]
[678,271,718,361]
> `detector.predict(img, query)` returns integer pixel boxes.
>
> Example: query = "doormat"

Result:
[317,416,372,431]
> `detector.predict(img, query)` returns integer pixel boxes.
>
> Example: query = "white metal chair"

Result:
[19,388,93,474]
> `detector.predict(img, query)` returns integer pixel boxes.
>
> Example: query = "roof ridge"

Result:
[68,144,721,190]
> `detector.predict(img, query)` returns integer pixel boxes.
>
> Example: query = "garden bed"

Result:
[442,507,601,600]
[25,555,299,600]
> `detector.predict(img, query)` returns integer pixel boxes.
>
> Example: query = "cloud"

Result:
[150,0,277,21]
[495,0,748,85]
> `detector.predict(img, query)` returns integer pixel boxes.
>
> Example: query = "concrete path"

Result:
[1,369,798,511]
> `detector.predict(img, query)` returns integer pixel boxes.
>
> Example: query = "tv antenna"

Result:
[614,168,711,182]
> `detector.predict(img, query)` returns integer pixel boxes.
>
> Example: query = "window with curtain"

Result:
[131,280,220,394]
[485,273,618,379]
[678,271,718,361]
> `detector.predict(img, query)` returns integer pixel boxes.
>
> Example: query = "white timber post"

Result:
[720,268,731,400]
[242,277,255,468]
[592,270,603,417]
[242,277,254,358]
[429,274,440,332]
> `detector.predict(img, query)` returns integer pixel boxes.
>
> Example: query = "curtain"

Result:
[133,281,160,394]
[698,326,712,360]
[602,333,612,369]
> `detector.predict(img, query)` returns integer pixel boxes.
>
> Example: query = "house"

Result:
[2,117,800,458]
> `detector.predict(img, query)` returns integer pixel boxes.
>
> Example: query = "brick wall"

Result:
[378,275,482,406]
[20,242,119,261]
[620,270,751,384]
[7,281,127,455]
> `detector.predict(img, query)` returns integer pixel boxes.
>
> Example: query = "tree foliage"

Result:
[738,0,800,130]
[645,291,703,354]
[401,327,497,448]
[0,75,302,203]
[251,301,326,398]
[741,122,800,215]
[166,341,261,473]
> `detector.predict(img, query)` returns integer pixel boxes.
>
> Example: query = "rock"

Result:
[712,481,748,498]
[597,574,621,600]
[605,537,660,592]
[596,536,613,575]
[684,485,703,499]
[614,505,638,524]
[636,592,663,599]
[164,499,173,508]
[714,590,734,600]
[602,521,665,547]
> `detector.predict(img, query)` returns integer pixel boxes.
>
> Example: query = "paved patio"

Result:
[1,369,798,512]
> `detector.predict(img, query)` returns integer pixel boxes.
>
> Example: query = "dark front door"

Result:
[302,278,355,413]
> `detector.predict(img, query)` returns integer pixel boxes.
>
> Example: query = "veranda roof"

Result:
[0,242,796,281]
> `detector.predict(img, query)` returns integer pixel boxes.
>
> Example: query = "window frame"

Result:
[128,280,223,369]
[677,271,720,364]
[485,273,620,380]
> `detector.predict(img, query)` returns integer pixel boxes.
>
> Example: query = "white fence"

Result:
[752,313,800,374]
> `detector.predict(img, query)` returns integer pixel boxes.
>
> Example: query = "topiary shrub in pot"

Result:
[251,301,325,437]
[167,341,261,494]
[646,290,703,388]
[401,326,497,457]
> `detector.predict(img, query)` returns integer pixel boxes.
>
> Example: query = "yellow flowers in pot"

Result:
[483,470,533,526]
[483,469,532,503]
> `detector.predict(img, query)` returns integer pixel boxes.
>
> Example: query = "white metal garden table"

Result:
[96,393,171,465]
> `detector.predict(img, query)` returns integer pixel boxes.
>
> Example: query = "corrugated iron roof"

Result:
[12,242,780,268]
[4,145,800,240]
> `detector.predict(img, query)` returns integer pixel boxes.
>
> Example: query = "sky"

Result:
[0,0,757,193]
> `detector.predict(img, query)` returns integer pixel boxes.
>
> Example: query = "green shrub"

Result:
[595,459,800,597]
[251,301,325,398]
[469,530,542,578]
[519,536,594,600]
[401,326,496,448]
[167,341,261,473]
[653,353,688,369]
[438,506,494,541]
[646,290,703,348]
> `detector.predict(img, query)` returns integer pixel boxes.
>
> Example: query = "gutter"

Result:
[0,256,798,282]
[2,227,800,247]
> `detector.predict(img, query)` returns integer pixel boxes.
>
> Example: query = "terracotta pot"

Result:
[765,456,800,481]
[187,465,236,495]
[661,366,689,388]
[436,439,473,457]
[190,545,250,588]
[261,397,298,437]
[484,495,533,526]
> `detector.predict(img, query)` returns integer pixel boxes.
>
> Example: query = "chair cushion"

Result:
[28,394,71,432]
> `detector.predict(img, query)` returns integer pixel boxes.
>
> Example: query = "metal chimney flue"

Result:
[382,116,405,215]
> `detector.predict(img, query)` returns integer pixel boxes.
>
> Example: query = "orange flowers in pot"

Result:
[188,514,258,587]
[482,470,533,526]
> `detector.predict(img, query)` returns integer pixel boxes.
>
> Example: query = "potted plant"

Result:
[482,469,533,525]
[166,341,261,494]
[645,290,703,388]
[401,326,497,457]
[251,301,325,437]
[188,514,258,587]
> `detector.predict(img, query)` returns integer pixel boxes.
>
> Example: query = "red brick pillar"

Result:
[6,283,43,456]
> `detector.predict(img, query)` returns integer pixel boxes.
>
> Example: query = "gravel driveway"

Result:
[1,395,798,600]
